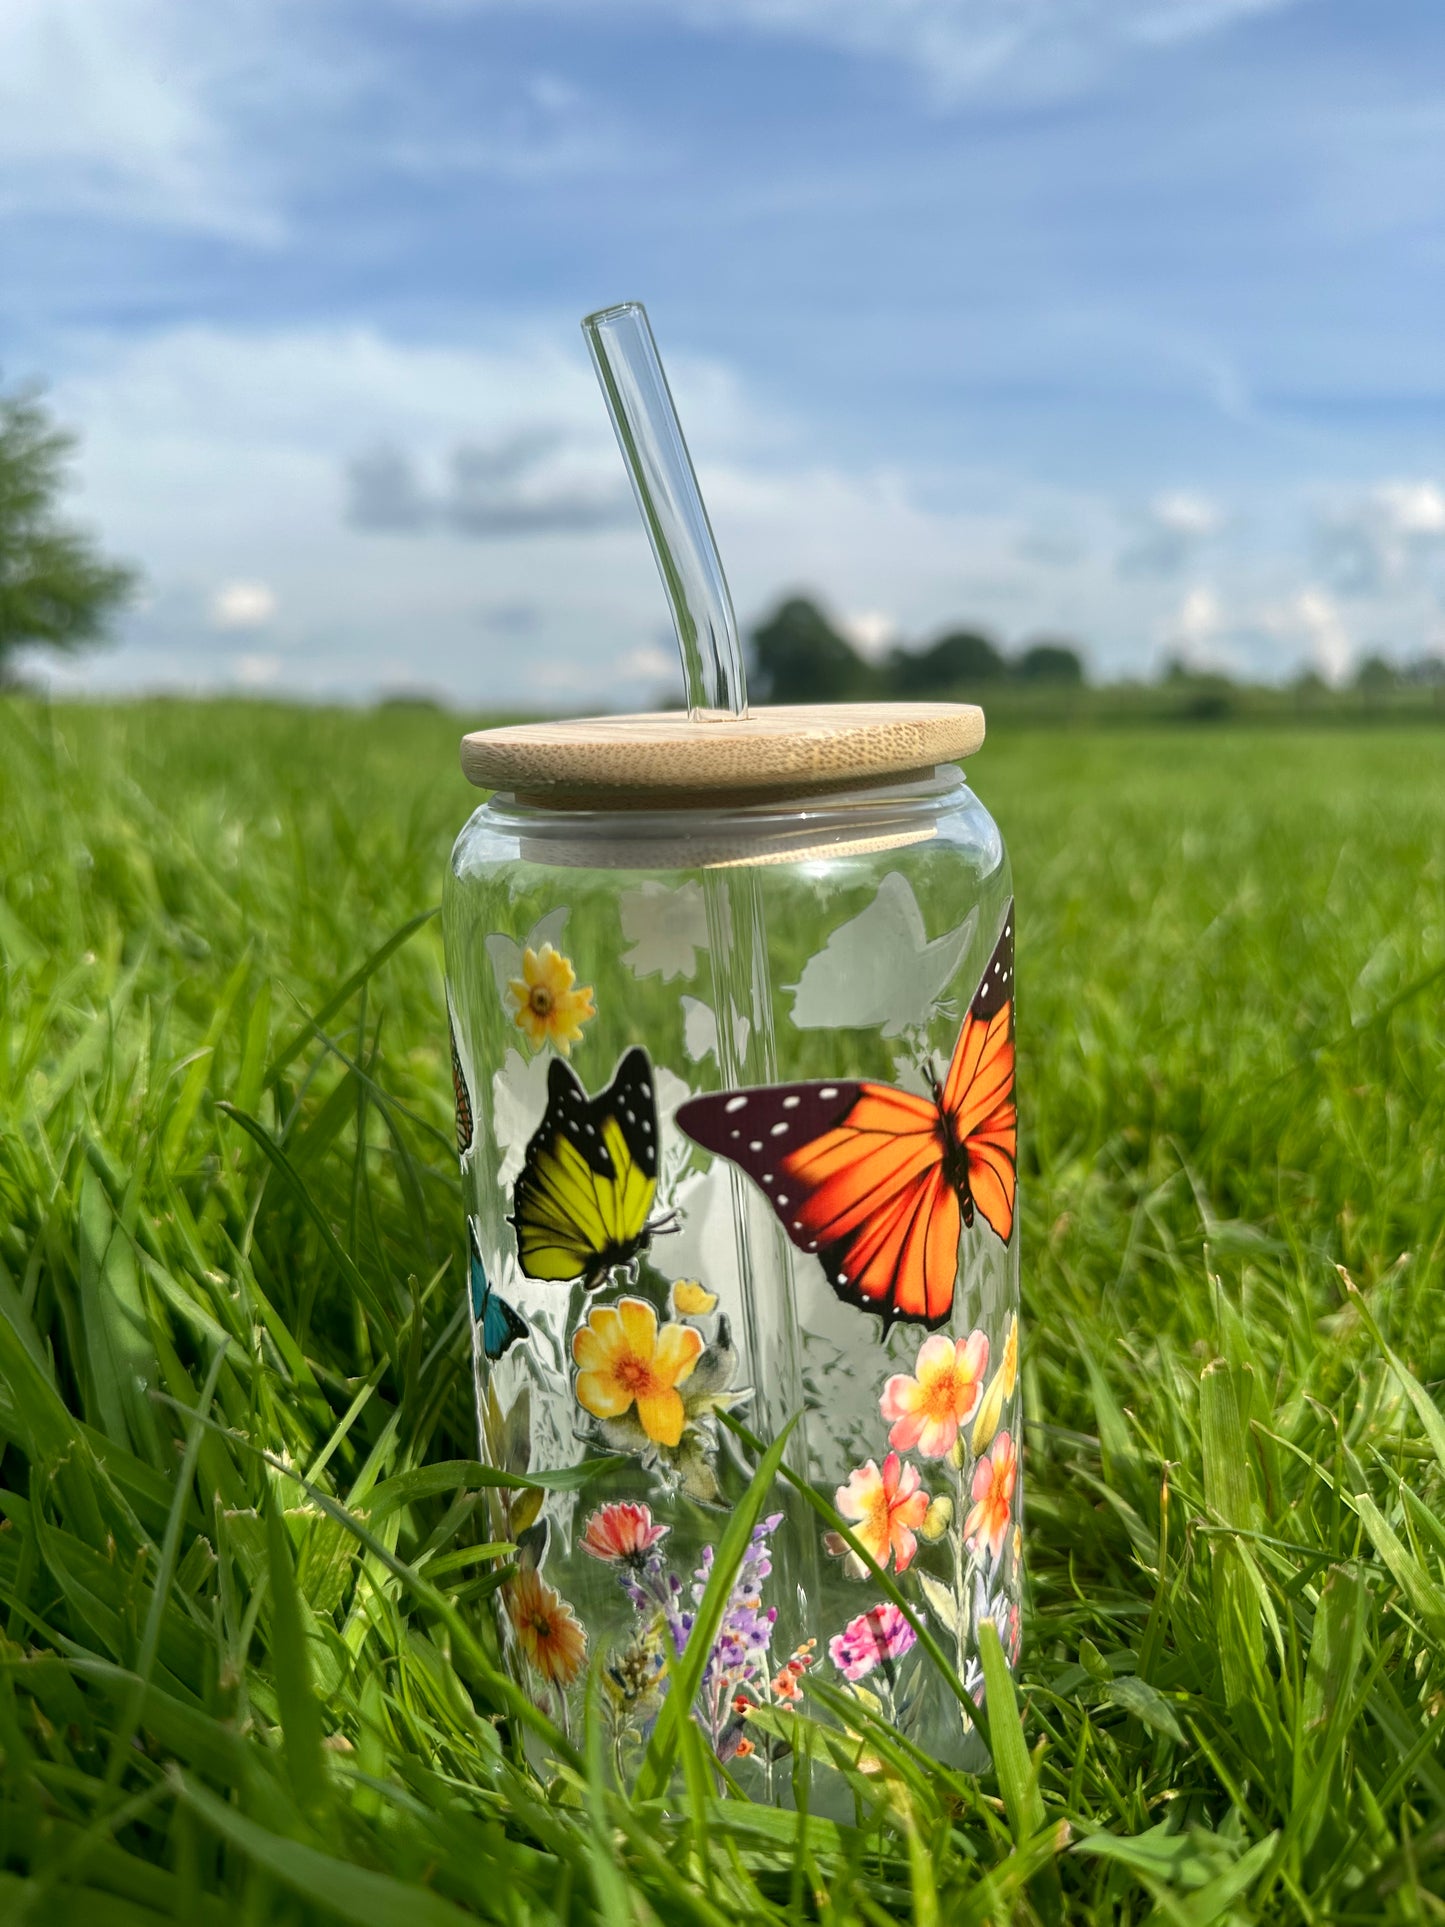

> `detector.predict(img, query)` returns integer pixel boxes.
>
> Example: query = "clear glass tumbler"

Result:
[443,748,1020,1797]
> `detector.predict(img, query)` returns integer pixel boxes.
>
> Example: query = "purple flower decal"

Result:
[694,1512,783,1757]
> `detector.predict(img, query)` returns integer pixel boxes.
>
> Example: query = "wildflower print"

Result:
[506,942,596,1055]
[770,1639,817,1703]
[971,1567,1022,1672]
[880,1329,989,1458]
[998,1313,1019,1396]
[829,1603,920,1683]
[605,1634,666,1713]
[580,1501,670,1567]
[971,1313,1019,1452]
[693,1514,783,1759]
[965,1429,1018,1560]
[671,1279,718,1317]
[920,1492,954,1541]
[505,1567,587,1686]
[835,1452,930,1575]
[572,1297,704,1448]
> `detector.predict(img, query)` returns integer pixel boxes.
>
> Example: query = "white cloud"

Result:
[439,0,1304,100]
[839,610,899,660]
[1258,587,1352,685]
[1316,478,1445,596]
[211,582,278,630]
[232,652,282,687]
[0,0,288,237]
[1153,492,1223,538]
[614,645,678,681]
[49,321,1117,702]
[28,316,1444,703]
[1120,491,1224,576]
[1168,584,1223,645]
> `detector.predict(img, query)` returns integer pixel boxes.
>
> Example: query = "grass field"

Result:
[1,696,1443,1924]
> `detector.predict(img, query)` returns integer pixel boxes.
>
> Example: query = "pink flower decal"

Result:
[965,1429,1018,1560]
[828,1603,920,1683]
[835,1451,930,1575]
[579,1501,669,1566]
[880,1329,989,1458]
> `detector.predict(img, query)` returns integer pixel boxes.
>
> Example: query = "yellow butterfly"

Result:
[510,1047,662,1284]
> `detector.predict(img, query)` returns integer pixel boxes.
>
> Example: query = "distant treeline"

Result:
[746,595,1445,721]
[750,597,1084,703]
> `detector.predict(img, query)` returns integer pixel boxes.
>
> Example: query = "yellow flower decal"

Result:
[921,1492,954,1542]
[998,1314,1019,1397]
[671,1280,718,1317]
[971,1314,1019,1454]
[506,943,596,1055]
[572,1296,704,1448]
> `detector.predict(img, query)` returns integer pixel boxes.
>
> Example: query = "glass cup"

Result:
[443,761,1020,1797]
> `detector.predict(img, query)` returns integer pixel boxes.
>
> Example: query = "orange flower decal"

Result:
[506,1567,587,1686]
[965,1430,1018,1560]
[506,942,596,1055]
[572,1296,704,1448]
[835,1451,930,1575]
[880,1329,989,1459]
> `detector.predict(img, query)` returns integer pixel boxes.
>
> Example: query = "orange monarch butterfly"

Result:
[450,1012,474,1158]
[676,900,1016,1331]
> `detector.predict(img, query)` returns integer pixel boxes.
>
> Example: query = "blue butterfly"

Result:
[468,1222,529,1362]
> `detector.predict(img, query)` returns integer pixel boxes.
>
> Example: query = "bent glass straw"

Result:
[582,302,748,720]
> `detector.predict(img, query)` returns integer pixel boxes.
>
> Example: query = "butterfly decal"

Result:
[510,1047,662,1285]
[449,1007,475,1159]
[469,1221,529,1362]
[676,901,1016,1331]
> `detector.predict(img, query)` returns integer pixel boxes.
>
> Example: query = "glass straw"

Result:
[582,302,748,720]
[582,300,814,1584]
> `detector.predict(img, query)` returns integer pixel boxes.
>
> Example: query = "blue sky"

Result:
[3,0,1443,704]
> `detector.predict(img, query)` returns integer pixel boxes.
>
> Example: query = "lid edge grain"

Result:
[459,702,986,799]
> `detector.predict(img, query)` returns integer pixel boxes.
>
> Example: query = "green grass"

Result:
[1,696,1443,1923]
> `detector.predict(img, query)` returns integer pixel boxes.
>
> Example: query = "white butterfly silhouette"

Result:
[787,872,977,1038]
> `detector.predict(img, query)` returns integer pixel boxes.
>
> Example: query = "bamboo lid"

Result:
[459,702,985,807]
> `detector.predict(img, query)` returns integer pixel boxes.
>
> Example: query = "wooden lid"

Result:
[459,702,985,806]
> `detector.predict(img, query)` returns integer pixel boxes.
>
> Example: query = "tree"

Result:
[1354,654,1398,696]
[749,596,877,703]
[0,382,137,686]
[1014,640,1085,686]
[888,628,1006,696]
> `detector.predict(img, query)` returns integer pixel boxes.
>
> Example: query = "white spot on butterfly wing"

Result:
[725,1095,748,1114]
